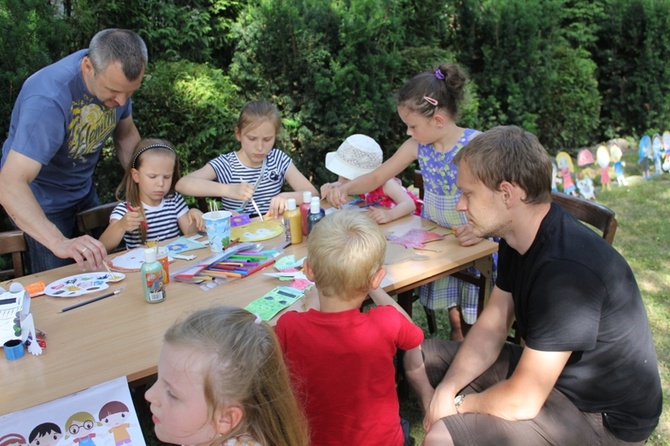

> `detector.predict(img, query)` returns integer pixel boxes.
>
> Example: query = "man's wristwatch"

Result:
[454,394,466,413]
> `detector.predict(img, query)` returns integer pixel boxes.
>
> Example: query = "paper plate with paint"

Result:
[231,220,284,242]
[45,272,125,297]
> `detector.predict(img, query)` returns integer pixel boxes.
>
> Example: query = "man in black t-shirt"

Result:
[404,125,662,445]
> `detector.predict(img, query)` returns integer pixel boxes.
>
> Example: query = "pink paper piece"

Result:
[385,228,444,249]
[290,279,314,291]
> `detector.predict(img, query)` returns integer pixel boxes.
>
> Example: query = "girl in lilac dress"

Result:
[324,63,497,340]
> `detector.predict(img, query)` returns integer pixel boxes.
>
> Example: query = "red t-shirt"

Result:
[275,306,424,446]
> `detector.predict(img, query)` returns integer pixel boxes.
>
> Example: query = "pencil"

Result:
[59,289,122,313]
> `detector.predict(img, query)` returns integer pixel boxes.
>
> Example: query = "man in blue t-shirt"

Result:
[404,126,662,445]
[0,29,147,273]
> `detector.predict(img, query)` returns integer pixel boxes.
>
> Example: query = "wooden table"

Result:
[0,214,497,415]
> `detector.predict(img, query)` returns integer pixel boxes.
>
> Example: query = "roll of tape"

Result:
[4,339,25,360]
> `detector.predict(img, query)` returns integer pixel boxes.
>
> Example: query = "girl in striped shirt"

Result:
[176,101,317,218]
[100,138,205,252]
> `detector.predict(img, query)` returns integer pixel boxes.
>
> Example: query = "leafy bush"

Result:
[0,0,70,141]
[66,0,243,66]
[593,0,670,139]
[450,0,601,153]
[229,0,481,187]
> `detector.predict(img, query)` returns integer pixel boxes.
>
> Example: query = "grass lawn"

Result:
[401,151,670,445]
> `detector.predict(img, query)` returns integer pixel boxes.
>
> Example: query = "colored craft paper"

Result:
[164,236,207,254]
[385,228,444,249]
[245,286,304,321]
[384,243,430,264]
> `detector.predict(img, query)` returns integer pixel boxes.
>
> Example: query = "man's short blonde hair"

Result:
[307,210,386,299]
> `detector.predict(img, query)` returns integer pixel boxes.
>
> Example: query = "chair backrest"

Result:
[551,191,617,244]
[76,202,119,237]
[0,230,27,278]
[414,169,424,199]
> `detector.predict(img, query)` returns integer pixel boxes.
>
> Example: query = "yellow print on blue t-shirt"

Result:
[67,97,117,159]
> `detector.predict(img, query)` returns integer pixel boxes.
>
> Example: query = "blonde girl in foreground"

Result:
[145,306,309,446]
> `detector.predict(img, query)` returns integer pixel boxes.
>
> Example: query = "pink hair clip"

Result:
[423,96,438,107]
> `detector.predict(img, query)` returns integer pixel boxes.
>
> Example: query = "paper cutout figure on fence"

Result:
[550,158,560,192]
[652,133,663,176]
[576,148,597,200]
[610,142,628,186]
[556,151,577,196]
[0,283,42,356]
[638,135,652,180]
[663,131,670,172]
[596,145,611,191]
[576,177,595,200]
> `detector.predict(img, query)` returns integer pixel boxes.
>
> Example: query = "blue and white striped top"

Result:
[208,149,292,215]
[110,193,189,248]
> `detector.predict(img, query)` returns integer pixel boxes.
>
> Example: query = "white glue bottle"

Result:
[141,248,166,303]
[307,196,325,235]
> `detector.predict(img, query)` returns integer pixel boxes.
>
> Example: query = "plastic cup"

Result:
[203,211,232,252]
[4,339,24,360]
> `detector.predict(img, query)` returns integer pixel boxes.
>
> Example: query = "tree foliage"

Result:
[593,0,670,139]
[0,0,70,139]
[2,0,670,191]
[449,0,601,153]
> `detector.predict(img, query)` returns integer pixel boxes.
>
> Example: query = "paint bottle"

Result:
[283,198,303,245]
[141,248,166,303]
[300,191,312,236]
[307,196,325,235]
[157,246,170,284]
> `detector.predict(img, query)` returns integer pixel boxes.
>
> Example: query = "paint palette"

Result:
[231,220,284,242]
[45,272,126,297]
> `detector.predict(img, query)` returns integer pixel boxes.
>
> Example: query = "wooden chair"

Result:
[76,202,119,237]
[550,191,617,244]
[507,191,618,343]
[0,230,27,278]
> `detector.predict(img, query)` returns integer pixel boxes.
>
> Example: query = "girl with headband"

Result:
[324,63,497,341]
[100,138,205,251]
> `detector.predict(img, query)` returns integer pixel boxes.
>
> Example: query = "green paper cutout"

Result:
[245,286,304,321]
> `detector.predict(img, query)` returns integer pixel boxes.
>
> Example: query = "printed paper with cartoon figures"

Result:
[0,377,144,446]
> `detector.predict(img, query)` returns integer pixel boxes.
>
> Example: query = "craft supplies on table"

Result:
[283,198,302,245]
[171,242,257,281]
[200,252,276,279]
[44,272,126,297]
[59,289,123,313]
[141,248,166,303]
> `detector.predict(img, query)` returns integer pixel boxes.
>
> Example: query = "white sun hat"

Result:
[325,134,383,180]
